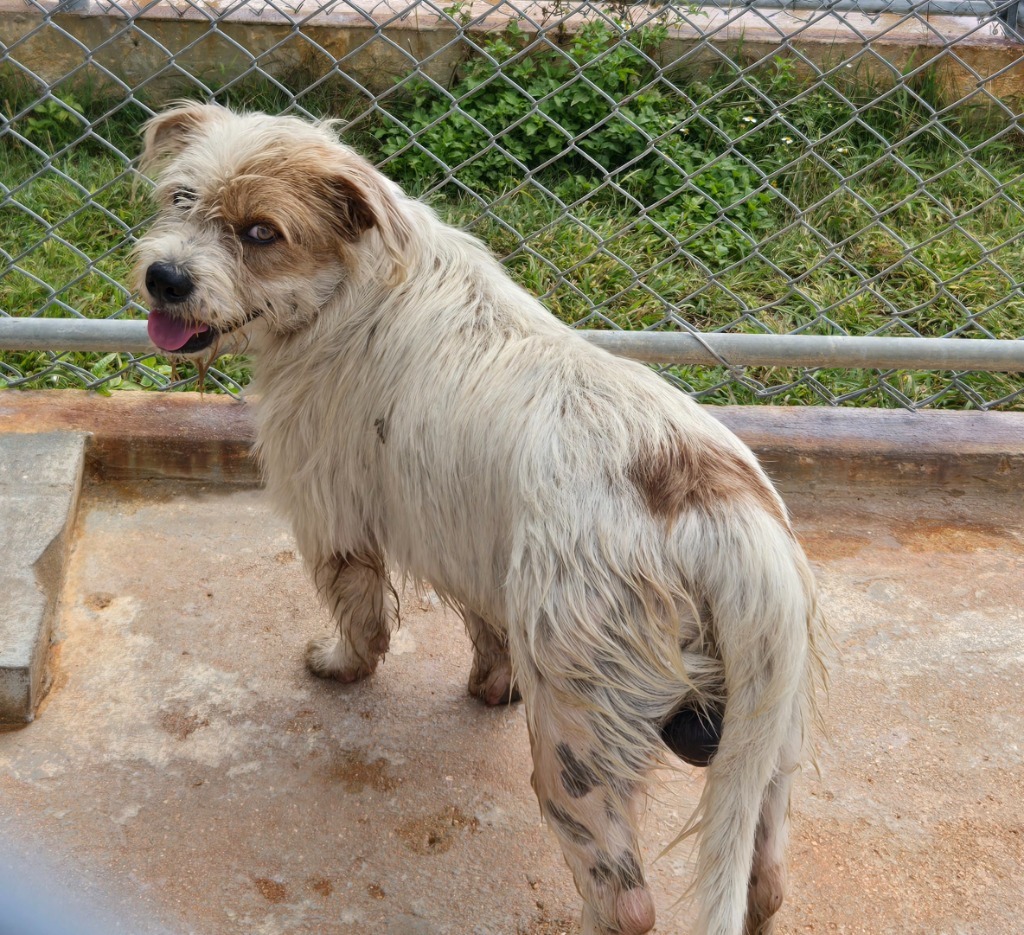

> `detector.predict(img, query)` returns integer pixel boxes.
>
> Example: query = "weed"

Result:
[1,30,1022,408]
[374,20,776,265]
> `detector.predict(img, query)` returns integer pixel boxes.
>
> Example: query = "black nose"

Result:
[145,262,194,305]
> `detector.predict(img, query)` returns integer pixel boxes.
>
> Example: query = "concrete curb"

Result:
[716,406,1024,495]
[0,391,256,484]
[0,390,1020,726]
[0,390,1021,492]
[0,432,85,725]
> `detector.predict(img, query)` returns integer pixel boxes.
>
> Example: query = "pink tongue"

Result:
[147,309,208,351]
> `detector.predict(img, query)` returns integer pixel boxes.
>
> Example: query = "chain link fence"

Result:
[2,0,1024,407]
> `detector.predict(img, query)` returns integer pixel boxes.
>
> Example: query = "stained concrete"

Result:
[0,478,1022,934]
[0,433,85,724]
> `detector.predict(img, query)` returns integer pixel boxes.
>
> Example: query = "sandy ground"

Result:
[0,480,1021,934]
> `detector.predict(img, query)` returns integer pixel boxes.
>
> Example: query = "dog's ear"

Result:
[141,102,223,175]
[326,174,380,243]
[320,155,414,285]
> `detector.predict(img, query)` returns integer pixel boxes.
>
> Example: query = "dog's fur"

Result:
[134,103,827,935]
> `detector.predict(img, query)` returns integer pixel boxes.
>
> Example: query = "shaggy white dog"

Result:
[134,103,826,935]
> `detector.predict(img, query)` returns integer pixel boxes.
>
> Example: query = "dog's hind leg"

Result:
[464,611,520,706]
[521,671,658,935]
[743,704,802,935]
[305,549,396,683]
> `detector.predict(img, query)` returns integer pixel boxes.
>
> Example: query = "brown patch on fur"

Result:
[745,858,786,935]
[144,108,409,298]
[206,182,343,297]
[317,548,399,639]
[213,176,303,242]
[225,147,381,249]
[628,435,786,528]
[324,172,378,241]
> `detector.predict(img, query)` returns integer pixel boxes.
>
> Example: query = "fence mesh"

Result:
[1,0,1023,407]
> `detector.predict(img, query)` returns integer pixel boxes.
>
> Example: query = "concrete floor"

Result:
[1,479,1022,935]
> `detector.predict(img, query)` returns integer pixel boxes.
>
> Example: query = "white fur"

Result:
[134,104,828,935]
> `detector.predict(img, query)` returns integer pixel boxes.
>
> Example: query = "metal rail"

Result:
[2,318,1022,372]
[585,331,1024,372]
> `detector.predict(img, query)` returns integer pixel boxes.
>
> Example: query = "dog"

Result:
[134,103,827,935]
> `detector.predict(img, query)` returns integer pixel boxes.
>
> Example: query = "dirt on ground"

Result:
[0,481,1021,934]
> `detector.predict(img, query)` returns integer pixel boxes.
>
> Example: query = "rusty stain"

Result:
[891,519,1022,554]
[254,878,287,904]
[84,593,114,610]
[798,532,873,562]
[397,806,477,856]
[285,708,323,734]
[326,749,398,793]
[308,876,333,898]
[519,915,581,935]
[157,707,209,741]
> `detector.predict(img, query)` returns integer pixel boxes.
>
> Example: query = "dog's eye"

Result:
[173,188,198,208]
[244,223,280,245]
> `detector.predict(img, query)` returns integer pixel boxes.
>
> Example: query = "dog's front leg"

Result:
[305,549,395,683]
[464,611,521,706]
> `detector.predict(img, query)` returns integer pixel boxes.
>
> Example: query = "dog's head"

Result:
[133,103,410,355]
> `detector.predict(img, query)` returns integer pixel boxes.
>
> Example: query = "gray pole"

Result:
[2,318,1023,372]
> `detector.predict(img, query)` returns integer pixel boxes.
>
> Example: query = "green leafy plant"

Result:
[23,95,86,148]
[375,20,776,265]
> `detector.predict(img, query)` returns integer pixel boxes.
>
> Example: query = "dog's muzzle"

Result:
[145,261,213,353]
[144,262,260,354]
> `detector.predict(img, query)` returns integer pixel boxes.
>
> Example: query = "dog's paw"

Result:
[468,655,521,706]
[305,636,377,683]
[744,917,778,935]
[581,889,656,935]
[744,862,785,935]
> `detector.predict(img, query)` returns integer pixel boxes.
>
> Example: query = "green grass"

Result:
[1,32,1023,407]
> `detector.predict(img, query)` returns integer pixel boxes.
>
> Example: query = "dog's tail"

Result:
[674,505,825,935]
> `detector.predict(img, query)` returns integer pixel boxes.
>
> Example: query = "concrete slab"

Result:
[0,479,1021,933]
[0,432,85,724]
